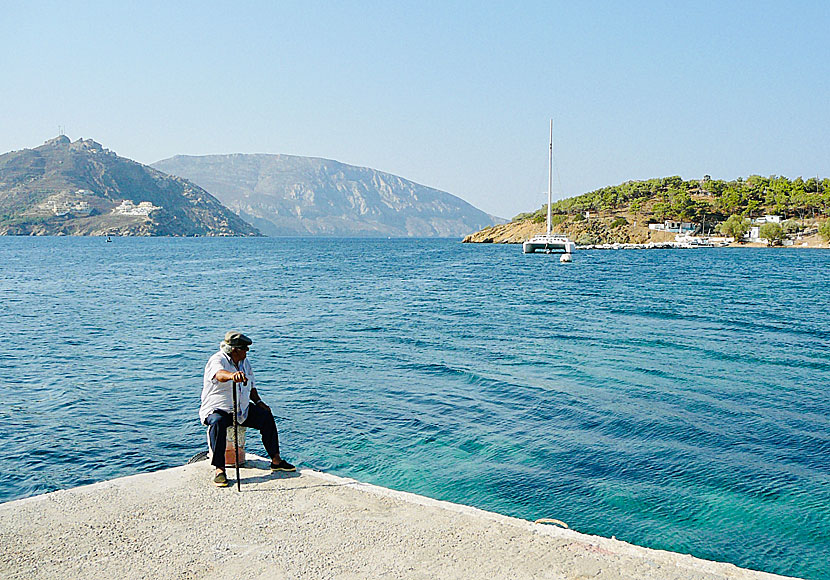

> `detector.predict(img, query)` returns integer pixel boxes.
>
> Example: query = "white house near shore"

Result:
[746,215,783,243]
[648,220,697,233]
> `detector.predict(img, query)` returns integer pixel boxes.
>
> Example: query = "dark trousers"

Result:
[204,404,281,470]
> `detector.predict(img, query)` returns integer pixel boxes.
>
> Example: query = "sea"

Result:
[0,237,827,580]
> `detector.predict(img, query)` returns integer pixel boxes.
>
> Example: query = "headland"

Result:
[464,175,829,248]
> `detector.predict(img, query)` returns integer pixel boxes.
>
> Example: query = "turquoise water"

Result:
[0,237,827,579]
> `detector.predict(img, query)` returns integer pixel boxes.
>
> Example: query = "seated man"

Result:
[200,331,295,487]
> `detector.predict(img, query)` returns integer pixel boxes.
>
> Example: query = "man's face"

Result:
[232,346,248,362]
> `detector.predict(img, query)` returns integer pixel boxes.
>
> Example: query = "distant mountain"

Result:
[0,136,259,236]
[151,154,500,237]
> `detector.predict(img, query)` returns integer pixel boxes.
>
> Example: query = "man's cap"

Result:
[224,331,253,348]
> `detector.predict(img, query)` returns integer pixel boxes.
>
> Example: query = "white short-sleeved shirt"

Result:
[199,350,255,424]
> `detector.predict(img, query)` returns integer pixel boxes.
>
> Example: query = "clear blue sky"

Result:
[2,1,828,218]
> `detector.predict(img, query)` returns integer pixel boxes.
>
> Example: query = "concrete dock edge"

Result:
[0,455,800,579]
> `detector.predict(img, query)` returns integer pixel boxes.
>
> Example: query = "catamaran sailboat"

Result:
[522,120,576,256]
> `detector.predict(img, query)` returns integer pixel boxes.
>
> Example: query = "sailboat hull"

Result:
[522,236,576,254]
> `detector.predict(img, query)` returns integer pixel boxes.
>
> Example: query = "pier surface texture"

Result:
[0,456,797,580]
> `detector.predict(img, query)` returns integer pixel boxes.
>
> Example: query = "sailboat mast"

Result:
[547,119,553,236]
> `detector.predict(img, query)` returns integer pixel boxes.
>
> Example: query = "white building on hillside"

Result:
[43,198,93,216]
[753,215,781,224]
[114,200,161,216]
[648,220,697,233]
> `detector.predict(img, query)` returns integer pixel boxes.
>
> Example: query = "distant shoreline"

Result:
[463,221,828,250]
[579,241,827,250]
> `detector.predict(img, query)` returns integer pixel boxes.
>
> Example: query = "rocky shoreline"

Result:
[580,241,714,250]
[463,218,828,249]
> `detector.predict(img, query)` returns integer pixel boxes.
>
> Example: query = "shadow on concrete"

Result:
[214,456,359,491]
[242,480,359,492]
[228,460,360,491]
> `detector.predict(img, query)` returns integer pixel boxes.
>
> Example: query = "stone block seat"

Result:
[207,425,247,467]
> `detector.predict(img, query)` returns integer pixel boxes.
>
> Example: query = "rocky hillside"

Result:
[152,154,500,237]
[0,137,259,236]
[462,211,676,245]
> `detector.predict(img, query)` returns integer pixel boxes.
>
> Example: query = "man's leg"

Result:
[205,411,233,484]
[242,404,295,471]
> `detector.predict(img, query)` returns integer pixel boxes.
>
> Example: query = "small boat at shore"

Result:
[523,120,575,256]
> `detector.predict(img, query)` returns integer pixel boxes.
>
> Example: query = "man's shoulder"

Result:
[207,350,225,361]
[205,351,231,370]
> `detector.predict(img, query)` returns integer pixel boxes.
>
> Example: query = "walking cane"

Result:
[232,380,242,491]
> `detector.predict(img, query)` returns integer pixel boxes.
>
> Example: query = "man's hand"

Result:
[231,371,247,385]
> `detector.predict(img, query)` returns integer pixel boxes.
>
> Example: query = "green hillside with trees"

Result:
[516,175,829,224]
[467,175,830,246]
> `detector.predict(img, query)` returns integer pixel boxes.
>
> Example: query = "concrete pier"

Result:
[0,456,797,579]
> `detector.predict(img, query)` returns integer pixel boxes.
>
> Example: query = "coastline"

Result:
[462,222,828,249]
[578,240,827,250]
[0,456,799,579]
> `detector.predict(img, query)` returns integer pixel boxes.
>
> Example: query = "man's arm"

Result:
[214,369,247,384]
[249,387,269,410]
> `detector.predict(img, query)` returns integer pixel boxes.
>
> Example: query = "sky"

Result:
[1,1,828,219]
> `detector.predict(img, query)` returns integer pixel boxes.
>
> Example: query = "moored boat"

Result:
[523,120,575,256]
[522,233,576,254]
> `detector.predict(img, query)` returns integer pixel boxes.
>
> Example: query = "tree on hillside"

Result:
[807,177,829,218]
[661,176,684,190]
[717,185,745,215]
[652,201,670,221]
[782,219,801,234]
[766,176,792,216]
[759,222,784,245]
[819,220,830,242]
[704,179,726,197]
[717,215,751,240]
[669,190,696,221]
[746,199,763,218]
[629,198,643,214]
[545,174,829,222]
